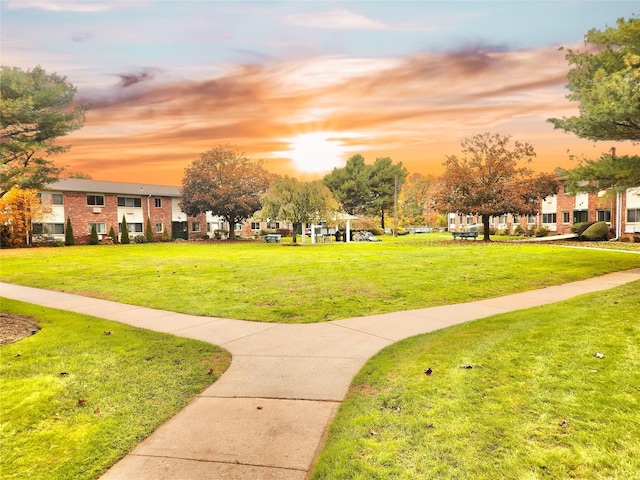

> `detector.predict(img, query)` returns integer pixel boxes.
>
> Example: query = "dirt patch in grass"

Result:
[0,312,40,345]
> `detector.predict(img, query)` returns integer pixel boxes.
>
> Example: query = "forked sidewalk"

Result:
[2,268,639,480]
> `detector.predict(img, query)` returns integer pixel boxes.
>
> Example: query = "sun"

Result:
[284,132,346,173]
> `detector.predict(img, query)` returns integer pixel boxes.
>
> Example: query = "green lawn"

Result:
[1,239,639,323]
[0,299,230,480]
[311,280,640,480]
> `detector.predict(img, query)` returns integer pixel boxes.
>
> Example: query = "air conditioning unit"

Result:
[92,207,102,213]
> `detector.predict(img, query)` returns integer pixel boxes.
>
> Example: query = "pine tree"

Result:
[120,214,130,244]
[89,223,99,245]
[145,217,155,243]
[64,217,75,246]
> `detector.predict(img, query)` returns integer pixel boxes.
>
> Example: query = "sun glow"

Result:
[283,132,347,173]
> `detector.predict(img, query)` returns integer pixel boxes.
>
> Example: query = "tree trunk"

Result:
[228,218,235,240]
[482,214,491,242]
[380,209,385,230]
[292,222,299,244]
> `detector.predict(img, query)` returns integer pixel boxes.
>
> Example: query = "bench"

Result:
[452,231,478,240]
[264,234,281,243]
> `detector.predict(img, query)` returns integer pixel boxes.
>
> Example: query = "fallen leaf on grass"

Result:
[103,331,113,335]
[76,399,87,406]
[424,367,433,375]
[594,352,604,359]
[94,407,100,414]
[206,368,214,375]
[59,372,69,377]
[369,429,378,436]
[460,364,473,369]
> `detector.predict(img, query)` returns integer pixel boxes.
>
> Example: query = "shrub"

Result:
[634,235,640,243]
[145,218,155,243]
[534,226,550,237]
[162,227,170,242]
[108,226,118,244]
[134,234,146,244]
[514,225,525,236]
[102,236,114,245]
[572,221,596,236]
[620,236,631,242]
[64,217,75,246]
[52,239,65,247]
[89,223,99,245]
[120,215,130,244]
[581,222,609,241]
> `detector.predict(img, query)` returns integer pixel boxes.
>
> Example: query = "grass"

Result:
[311,280,640,480]
[1,239,639,323]
[0,299,230,480]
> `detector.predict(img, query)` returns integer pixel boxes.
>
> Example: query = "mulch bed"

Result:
[0,312,40,345]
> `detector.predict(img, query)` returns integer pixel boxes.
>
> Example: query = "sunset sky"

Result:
[2,1,638,186]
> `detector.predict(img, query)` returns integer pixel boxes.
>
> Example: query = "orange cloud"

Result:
[59,45,622,185]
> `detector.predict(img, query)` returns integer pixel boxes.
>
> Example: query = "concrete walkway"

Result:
[2,268,639,480]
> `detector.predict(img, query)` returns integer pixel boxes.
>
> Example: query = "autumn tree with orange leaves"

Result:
[180,146,271,240]
[433,133,558,241]
[0,186,46,247]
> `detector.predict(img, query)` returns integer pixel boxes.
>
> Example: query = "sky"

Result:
[1,0,638,186]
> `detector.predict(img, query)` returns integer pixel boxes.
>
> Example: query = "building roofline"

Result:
[42,179,180,197]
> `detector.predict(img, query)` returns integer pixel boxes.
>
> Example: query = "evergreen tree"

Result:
[162,227,170,242]
[89,223,99,245]
[108,225,118,244]
[145,217,155,242]
[120,214,130,244]
[64,217,75,246]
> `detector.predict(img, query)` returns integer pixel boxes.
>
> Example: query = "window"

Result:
[33,223,64,234]
[117,197,142,207]
[155,222,163,233]
[251,222,261,230]
[573,210,589,223]
[120,222,142,233]
[597,210,611,222]
[154,198,162,208]
[88,222,106,234]
[87,195,105,206]
[38,193,63,205]
[234,223,242,231]
[542,213,556,224]
[563,212,570,223]
[527,215,536,224]
[627,209,640,223]
[191,222,201,232]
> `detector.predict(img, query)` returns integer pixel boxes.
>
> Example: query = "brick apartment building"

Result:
[449,178,640,240]
[34,179,224,243]
[33,177,640,243]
